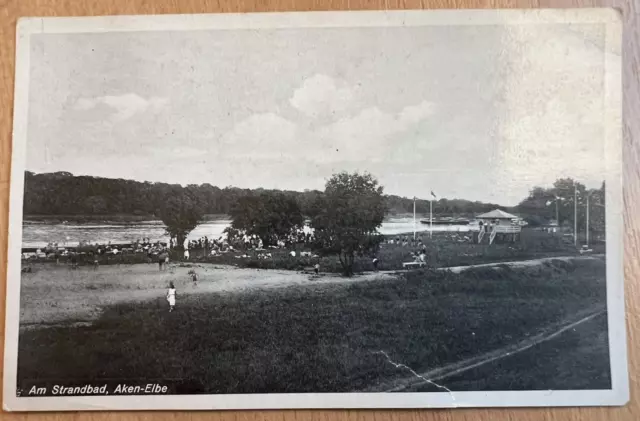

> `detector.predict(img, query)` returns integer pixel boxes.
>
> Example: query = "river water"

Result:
[21,218,471,248]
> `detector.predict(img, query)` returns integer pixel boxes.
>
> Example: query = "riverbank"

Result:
[21,227,593,275]
[23,214,230,224]
[21,216,447,249]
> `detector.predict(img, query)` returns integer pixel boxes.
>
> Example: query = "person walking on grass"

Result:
[314,263,320,275]
[372,256,379,271]
[188,269,198,286]
[167,282,176,312]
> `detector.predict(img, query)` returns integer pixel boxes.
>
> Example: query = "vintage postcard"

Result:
[4,8,626,411]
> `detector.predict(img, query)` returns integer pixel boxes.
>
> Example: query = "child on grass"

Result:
[166,282,176,312]
[188,269,198,286]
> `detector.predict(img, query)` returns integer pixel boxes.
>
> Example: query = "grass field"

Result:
[17,257,610,394]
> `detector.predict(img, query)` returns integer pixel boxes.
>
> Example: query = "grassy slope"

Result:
[17,259,609,394]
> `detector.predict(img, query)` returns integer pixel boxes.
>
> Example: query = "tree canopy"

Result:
[516,178,605,232]
[22,171,502,219]
[227,192,304,248]
[157,191,204,248]
[309,172,386,276]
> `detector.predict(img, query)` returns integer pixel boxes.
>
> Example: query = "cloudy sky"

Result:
[27,22,610,205]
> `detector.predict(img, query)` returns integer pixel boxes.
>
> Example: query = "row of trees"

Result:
[386,195,504,216]
[515,178,606,233]
[23,171,500,218]
[149,172,385,276]
[225,172,385,276]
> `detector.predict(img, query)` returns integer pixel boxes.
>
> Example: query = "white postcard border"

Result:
[3,8,627,411]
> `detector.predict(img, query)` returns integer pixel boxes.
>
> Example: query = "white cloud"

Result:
[74,98,97,111]
[217,100,434,165]
[289,74,353,118]
[316,101,435,162]
[398,101,435,125]
[73,93,168,122]
[219,113,298,160]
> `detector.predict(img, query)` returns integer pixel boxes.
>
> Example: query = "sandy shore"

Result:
[19,254,604,328]
[19,263,397,327]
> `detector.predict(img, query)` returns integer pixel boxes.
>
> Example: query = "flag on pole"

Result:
[413,197,417,240]
[430,191,437,239]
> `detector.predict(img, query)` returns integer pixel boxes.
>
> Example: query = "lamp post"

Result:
[585,191,601,246]
[586,192,590,246]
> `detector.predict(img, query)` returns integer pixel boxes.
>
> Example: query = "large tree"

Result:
[228,191,304,248]
[158,191,204,248]
[310,172,386,276]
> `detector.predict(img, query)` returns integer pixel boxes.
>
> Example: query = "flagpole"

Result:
[429,199,433,238]
[574,184,578,246]
[413,197,416,240]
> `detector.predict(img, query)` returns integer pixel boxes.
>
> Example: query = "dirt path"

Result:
[364,304,607,393]
[442,254,604,273]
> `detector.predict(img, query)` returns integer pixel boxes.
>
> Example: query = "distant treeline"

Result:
[23,171,506,219]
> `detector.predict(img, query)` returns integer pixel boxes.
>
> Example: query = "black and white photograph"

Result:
[3,9,627,411]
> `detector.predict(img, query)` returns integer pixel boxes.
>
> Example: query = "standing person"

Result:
[70,253,78,270]
[166,282,176,312]
[189,269,198,286]
[314,263,320,275]
[184,240,189,260]
[372,256,379,271]
[91,251,99,270]
[158,252,166,271]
